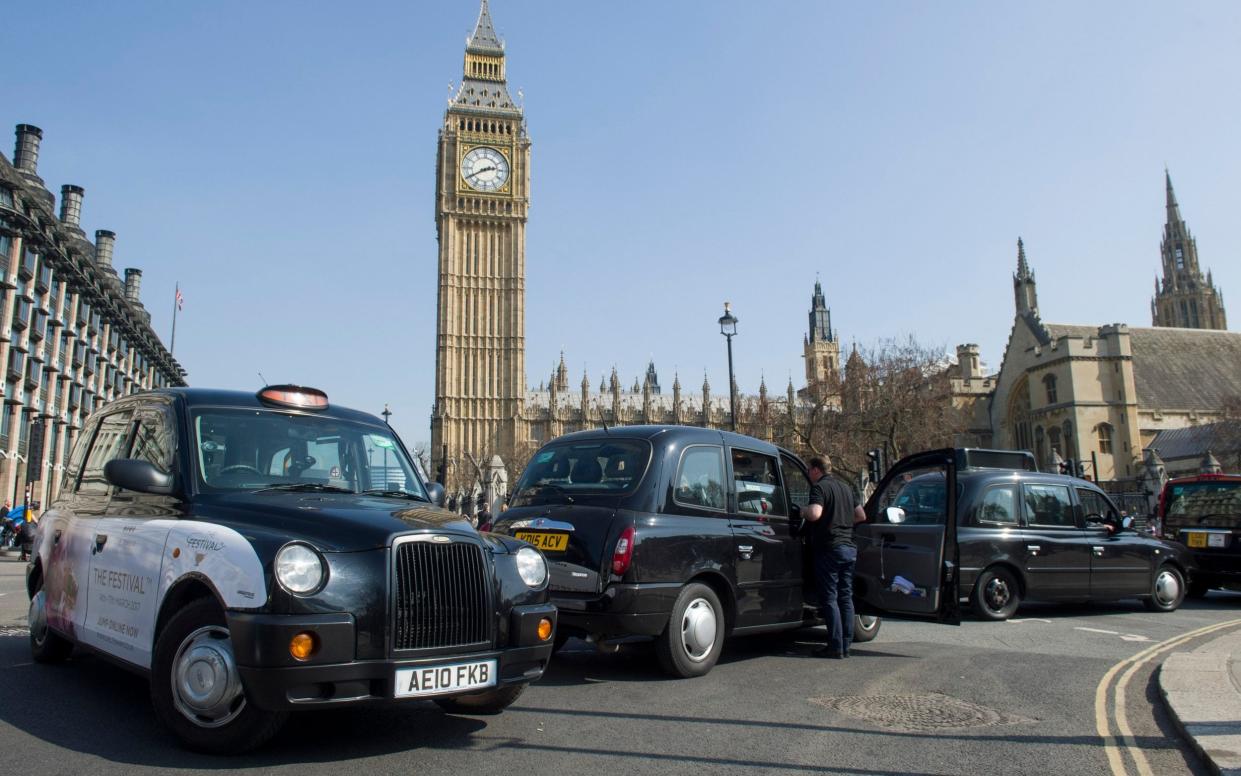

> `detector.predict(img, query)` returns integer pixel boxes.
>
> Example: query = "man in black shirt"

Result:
[803,455,867,658]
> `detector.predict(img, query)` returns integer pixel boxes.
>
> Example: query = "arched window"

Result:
[1043,374,1058,405]
[1096,423,1113,454]
[1048,427,1062,460]
[1061,420,1075,460]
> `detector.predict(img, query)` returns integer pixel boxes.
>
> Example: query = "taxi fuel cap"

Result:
[257,385,329,411]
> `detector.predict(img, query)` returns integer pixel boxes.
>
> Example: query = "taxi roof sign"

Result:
[257,385,329,411]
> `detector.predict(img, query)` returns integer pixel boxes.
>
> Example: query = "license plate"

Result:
[395,659,496,698]
[1210,533,1229,548]
[515,531,569,552]
[1187,532,1207,548]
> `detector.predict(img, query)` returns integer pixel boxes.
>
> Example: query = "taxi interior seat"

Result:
[570,458,603,484]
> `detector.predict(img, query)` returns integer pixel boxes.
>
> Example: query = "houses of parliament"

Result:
[430,2,1233,494]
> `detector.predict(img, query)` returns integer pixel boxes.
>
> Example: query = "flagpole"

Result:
[170,281,179,357]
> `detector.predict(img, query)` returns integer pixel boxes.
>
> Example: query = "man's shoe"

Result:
[813,647,844,659]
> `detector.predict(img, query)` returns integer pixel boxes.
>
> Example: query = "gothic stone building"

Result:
[430,3,834,493]
[0,124,186,509]
[979,177,1237,482]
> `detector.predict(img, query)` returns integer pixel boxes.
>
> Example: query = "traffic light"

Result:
[1075,460,1087,478]
[1058,460,1070,475]
[866,448,883,484]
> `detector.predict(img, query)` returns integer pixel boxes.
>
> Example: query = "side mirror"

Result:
[1121,516,1134,530]
[885,506,907,524]
[104,459,175,496]
[425,482,446,507]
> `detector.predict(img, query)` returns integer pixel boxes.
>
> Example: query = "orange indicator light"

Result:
[290,632,318,661]
[537,618,553,642]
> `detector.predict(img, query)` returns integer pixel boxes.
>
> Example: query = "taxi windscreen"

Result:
[511,439,650,506]
[1163,480,1241,529]
[192,409,427,499]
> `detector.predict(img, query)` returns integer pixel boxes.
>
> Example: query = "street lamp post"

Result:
[718,302,739,432]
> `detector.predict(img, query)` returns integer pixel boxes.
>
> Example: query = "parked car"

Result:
[855,448,1194,621]
[1156,473,1241,596]
[491,426,893,678]
[26,385,556,753]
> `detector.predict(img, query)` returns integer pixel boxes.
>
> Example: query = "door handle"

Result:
[1026,544,1041,555]
[737,544,754,560]
[1092,546,1105,556]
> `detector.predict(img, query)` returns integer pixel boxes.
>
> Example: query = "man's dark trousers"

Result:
[814,544,857,654]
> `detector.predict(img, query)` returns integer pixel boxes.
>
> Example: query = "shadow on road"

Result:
[0,635,495,766]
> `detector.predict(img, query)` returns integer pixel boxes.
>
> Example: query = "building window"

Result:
[0,187,13,209]
[1175,247,1184,268]
[1043,374,1058,405]
[1096,423,1113,454]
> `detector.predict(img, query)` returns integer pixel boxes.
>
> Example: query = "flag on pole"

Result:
[175,287,184,311]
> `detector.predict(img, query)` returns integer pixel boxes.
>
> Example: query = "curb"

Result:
[1159,635,1241,776]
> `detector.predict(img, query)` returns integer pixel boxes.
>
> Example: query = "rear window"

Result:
[511,439,650,505]
[1163,480,1241,529]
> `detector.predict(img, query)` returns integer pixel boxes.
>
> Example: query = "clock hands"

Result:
[466,165,497,179]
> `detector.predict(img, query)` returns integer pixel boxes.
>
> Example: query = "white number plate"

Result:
[395,659,497,698]
[1209,533,1228,548]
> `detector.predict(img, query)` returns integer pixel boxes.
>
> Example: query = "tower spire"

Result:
[1013,237,1038,317]
[1165,168,1182,225]
[467,0,503,54]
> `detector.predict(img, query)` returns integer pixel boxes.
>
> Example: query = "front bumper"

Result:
[227,604,556,711]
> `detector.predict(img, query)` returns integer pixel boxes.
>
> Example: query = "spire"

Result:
[467,0,504,54]
[1016,237,1030,278]
[808,277,833,342]
[702,370,711,392]
[1013,237,1038,317]
[1165,168,1182,225]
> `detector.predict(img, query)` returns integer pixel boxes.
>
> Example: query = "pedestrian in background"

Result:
[801,455,867,659]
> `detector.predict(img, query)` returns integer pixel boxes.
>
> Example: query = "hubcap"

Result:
[28,590,48,646]
[679,597,718,663]
[857,615,878,631]
[1155,570,1181,607]
[985,577,1011,612]
[172,625,245,728]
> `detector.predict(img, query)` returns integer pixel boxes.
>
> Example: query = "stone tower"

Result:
[1152,171,1227,330]
[803,279,839,394]
[431,0,531,484]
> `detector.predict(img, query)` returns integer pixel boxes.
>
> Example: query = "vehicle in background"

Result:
[489,426,961,679]
[1158,473,1241,597]
[857,449,1194,621]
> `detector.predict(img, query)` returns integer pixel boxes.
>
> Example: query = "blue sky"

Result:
[6,1,1239,449]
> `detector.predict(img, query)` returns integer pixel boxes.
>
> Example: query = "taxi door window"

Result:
[673,445,726,512]
[779,454,810,514]
[130,409,175,471]
[731,449,787,517]
[976,485,1019,526]
[874,468,949,525]
[1024,484,1077,528]
[61,415,102,495]
[77,411,136,494]
[1076,488,1118,523]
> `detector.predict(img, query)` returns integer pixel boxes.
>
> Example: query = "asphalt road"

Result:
[0,553,1235,775]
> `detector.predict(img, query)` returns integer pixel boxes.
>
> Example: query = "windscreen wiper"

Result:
[360,489,430,502]
[258,483,356,494]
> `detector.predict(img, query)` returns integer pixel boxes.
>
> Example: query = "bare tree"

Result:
[792,336,968,482]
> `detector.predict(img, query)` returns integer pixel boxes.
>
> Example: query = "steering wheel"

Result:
[218,464,263,477]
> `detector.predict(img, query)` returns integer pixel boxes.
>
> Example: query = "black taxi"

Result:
[26,386,556,753]
[491,426,914,678]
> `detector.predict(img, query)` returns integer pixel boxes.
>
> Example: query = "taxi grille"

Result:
[393,540,492,651]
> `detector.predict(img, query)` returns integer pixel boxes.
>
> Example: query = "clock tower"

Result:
[431,0,531,487]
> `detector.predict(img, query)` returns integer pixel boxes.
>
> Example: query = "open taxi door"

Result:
[854,449,961,625]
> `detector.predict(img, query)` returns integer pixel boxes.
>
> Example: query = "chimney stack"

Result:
[95,230,116,269]
[60,185,84,227]
[14,124,43,174]
[124,268,142,303]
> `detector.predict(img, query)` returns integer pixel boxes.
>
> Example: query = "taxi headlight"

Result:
[275,543,325,594]
[515,546,547,587]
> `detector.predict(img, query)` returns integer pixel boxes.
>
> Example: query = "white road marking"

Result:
[1006,618,1053,624]
[1120,635,1151,642]
[1077,627,1120,635]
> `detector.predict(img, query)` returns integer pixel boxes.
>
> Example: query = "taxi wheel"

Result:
[972,567,1021,621]
[434,683,526,715]
[656,582,725,678]
[1144,565,1186,613]
[28,588,73,664]
[852,614,881,644]
[150,598,288,754]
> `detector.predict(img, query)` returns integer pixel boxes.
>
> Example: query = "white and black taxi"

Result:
[26,385,556,754]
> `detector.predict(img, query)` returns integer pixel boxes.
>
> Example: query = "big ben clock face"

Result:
[460,147,510,192]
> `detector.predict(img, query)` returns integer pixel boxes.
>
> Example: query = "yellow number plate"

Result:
[514,531,569,552]
[1187,532,1207,548]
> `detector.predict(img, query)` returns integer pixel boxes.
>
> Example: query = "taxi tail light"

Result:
[611,525,635,575]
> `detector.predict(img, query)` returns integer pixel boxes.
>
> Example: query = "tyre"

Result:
[852,614,881,644]
[655,582,726,678]
[1144,564,1186,613]
[28,588,73,664]
[150,598,288,754]
[1187,579,1211,599]
[971,566,1021,621]
[433,683,526,714]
